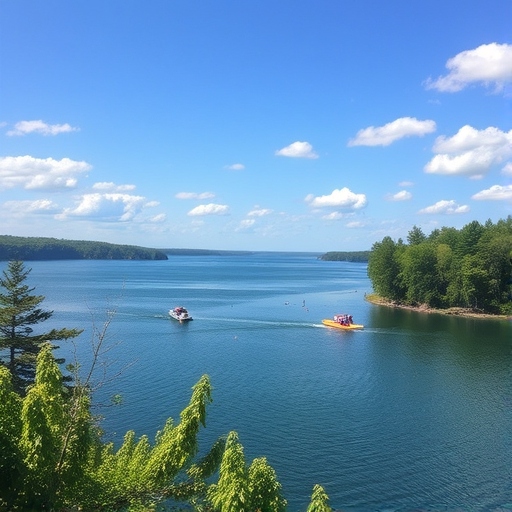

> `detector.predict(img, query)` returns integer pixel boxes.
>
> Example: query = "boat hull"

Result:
[322,319,364,330]
[169,308,193,322]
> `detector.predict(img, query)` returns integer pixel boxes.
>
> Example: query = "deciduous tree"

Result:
[0,343,303,511]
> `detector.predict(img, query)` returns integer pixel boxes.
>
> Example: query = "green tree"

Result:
[208,431,287,512]
[407,225,426,246]
[367,237,404,300]
[0,366,23,509]
[0,343,302,511]
[208,431,250,512]
[248,457,287,512]
[306,484,332,512]
[0,260,82,394]
[456,220,484,257]
[400,243,442,307]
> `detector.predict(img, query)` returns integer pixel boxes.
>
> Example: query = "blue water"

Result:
[6,253,512,511]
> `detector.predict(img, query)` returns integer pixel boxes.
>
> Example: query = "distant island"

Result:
[0,235,168,261]
[319,251,370,262]
[0,236,373,262]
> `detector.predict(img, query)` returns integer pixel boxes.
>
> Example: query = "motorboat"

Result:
[322,314,363,330]
[169,306,193,322]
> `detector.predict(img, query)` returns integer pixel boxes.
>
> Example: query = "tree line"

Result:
[319,251,370,262]
[0,260,333,511]
[0,235,168,261]
[367,217,512,315]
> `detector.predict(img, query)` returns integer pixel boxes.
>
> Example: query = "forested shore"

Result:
[319,250,370,262]
[0,235,168,261]
[367,217,512,316]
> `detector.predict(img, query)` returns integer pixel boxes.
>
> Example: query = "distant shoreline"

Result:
[365,293,511,321]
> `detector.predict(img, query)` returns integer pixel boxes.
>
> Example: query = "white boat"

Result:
[169,306,193,322]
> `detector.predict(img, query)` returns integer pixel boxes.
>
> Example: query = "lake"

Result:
[5,253,512,512]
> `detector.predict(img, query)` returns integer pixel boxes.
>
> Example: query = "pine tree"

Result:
[0,260,82,394]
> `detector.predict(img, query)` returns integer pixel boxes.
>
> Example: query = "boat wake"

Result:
[196,317,324,328]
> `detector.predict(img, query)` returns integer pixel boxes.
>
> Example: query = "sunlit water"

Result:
[5,254,512,512]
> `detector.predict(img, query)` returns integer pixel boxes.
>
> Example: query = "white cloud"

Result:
[175,191,215,200]
[187,203,230,216]
[346,221,366,228]
[58,193,150,221]
[93,182,136,191]
[388,190,412,201]
[0,155,91,190]
[247,207,273,217]
[398,181,414,187]
[305,187,367,209]
[225,163,245,170]
[418,200,470,214]
[235,219,256,231]
[501,163,512,176]
[3,199,59,214]
[149,213,167,223]
[425,125,512,177]
[348,117,436,147]
[322,212,343,220]
[275,141,318,159]
[472,185,512,201]
[425,43,512,92]
[7,120,79,136]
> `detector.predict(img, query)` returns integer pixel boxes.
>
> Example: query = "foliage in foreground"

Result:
[367,217,512,314]
[0,260,82,394]
[0,343,330,511]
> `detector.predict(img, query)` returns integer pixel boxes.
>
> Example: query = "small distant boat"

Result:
[322,314,363,330]
[169,306,193,322]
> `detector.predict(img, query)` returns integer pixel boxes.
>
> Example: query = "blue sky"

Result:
[1,1,511,252]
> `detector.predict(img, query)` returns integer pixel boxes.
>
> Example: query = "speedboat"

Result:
[169,306,193,322]
[322,314,363,330]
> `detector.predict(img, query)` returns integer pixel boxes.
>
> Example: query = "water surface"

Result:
[7,254,512,512]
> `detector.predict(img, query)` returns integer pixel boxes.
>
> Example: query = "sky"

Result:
[1,0,511,252]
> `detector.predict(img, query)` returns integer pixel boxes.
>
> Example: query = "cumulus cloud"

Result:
[58,193,151,221]
[247,207,273,217]
[418,200,470,214]
[348,117,436,147]
[305,187,367,209]
[0,155,91,190]
[425,43,512,92]
[187,203,229,216]
[225,163,245,170]
[175,191,215,200]
[7,120,79,136]
[388,190,412,201]
[472,185,512,201]
[275,141,318,159]
[424,125,512,177]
